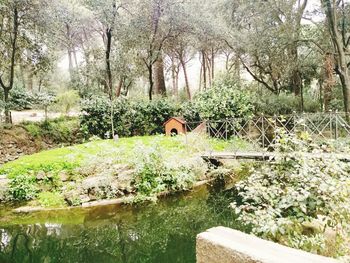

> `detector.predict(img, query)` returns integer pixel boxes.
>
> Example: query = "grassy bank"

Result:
[0,134,249,209]
[0,117,82,164]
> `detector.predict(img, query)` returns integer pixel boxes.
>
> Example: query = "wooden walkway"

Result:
[202,151,350,162]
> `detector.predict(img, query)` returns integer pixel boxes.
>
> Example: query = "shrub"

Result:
[194,76,253,120]
[9,175,38,201]
[231,130,350,257]
[80,96,113,138]
[254,92,320,115]
[55,90,80,115]
[132,143,200,200]
[9,87,35,110]
[80,97,178,138]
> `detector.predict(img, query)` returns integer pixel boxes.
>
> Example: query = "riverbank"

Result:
[0,134,245,211]
[11,178,216,213]
[0,117,82,164]
[0,179,244,263]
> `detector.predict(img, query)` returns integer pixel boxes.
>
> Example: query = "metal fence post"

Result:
[262,115,265,149]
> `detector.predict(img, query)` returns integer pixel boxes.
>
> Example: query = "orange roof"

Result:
[163,117,186,126]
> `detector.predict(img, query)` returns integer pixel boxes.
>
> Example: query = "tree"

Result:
[221,0,313,110]
[129,0,187,100]
[0,0,44,123]
[321,0,350,115]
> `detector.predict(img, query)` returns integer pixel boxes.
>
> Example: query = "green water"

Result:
[0,180,244,263]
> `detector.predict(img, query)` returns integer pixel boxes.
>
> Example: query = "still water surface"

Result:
[0,180,244,263]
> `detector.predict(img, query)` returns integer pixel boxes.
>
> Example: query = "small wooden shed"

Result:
[164,117,186,136]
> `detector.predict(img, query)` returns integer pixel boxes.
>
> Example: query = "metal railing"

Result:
[185,112,350,150]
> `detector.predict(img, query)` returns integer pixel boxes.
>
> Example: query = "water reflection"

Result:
[0,179,244,263]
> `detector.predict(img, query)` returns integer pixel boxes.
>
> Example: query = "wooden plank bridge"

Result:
[202,151,350,162]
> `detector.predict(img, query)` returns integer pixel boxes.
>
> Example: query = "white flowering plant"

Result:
[231,130,350,257]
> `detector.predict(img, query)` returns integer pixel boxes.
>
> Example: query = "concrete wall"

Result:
[196,227,339,263]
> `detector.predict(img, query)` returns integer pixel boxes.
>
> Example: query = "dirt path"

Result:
[10,110,79,124]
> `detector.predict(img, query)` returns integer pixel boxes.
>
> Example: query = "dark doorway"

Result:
[170,128,178,136]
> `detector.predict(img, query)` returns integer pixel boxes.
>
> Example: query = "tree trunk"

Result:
[105,28,113,99]
[180,56,191,100]
[153,55,166,96]
[19,63,26,90]
[73,48,79,68]
[116,78,123,97]
[234,53,241,82]
[171,54,179,97]
[339,73,350,114]
[290,47,302,96]
[66,23,74,78]
[202,50,207,90]
[205,53,212,87]
[324,53,334,111]
[0,6,19,123]
[148,65,153,101]
[68,49,73,77]
[171,60,176,96]
[27,65,34,91]
[3,89,10,123]
[211,47,215,80]
[199,64,202,92]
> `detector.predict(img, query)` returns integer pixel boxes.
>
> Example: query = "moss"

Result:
[37,192,66,208]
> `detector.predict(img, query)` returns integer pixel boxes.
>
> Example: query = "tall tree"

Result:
[0,0,44,123]
[322,0,350,115]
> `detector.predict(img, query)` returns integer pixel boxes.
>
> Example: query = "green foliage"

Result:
[80,79,253,139]
[10,88,35,110]
[23,117,81,143]
[55,90,80,115]
[132,144,198,200]
[24,123,42,137]
[80,97,178,138]
[254,92,320,115]
[180,102,201,123]
[37,192,66,207]
[1,87,57,111]
[194,76,254,120]
[231,130,350,257]
[9,175,38,201]
[1,134,240,206]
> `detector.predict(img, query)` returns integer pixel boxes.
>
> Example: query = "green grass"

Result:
[37,192,66,208]
[22,117,81,143]
[0,134,249,179]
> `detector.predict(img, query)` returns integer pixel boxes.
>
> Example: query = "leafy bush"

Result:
[81,77,254,138]
[1,87,56,111]
[254,92,320,115]
[194,76,253,120]
[9,175,38,201]
[55,90,80,115]
[80,97,178,138]
[231,130,350,257]
[132,143,202,201]
[9,87,35,110]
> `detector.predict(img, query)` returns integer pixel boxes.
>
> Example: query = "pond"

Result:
[0,179,245,263]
